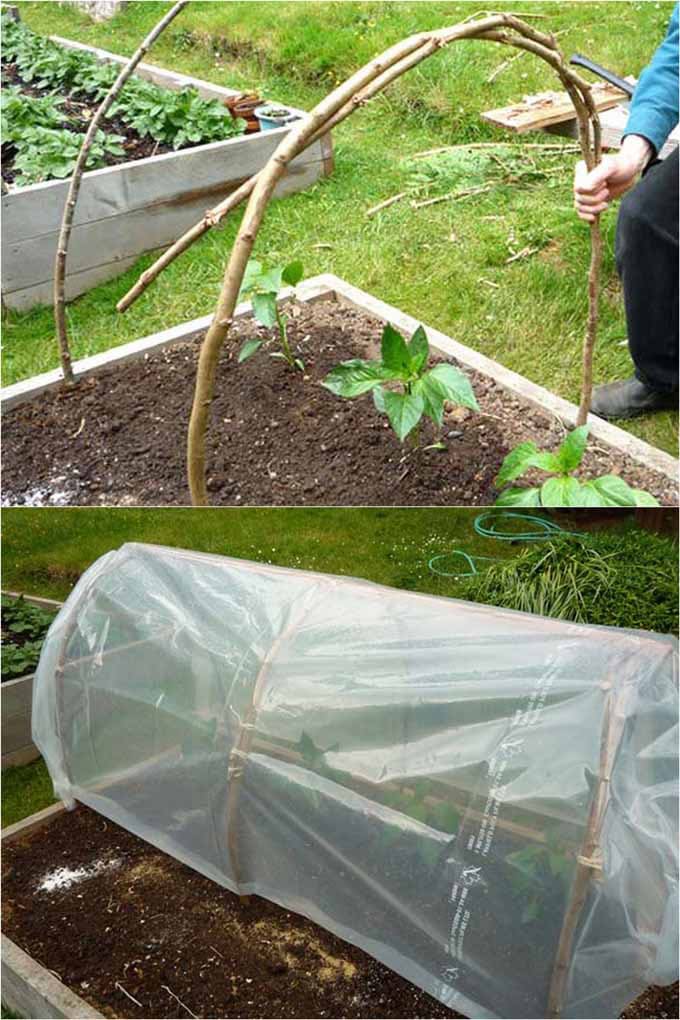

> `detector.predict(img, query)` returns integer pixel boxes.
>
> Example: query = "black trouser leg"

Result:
[615,146,679,394]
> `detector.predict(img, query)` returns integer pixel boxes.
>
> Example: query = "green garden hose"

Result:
[427,511,581,578]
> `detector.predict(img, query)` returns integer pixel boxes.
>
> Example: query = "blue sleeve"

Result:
[623,2,679,154]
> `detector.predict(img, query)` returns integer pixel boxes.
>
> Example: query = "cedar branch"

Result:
[53,0,188,384]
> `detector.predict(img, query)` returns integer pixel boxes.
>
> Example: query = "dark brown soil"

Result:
[3,302,675,507]
[3,805,676,1019]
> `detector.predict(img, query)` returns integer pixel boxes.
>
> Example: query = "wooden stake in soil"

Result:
[52,0,188,384]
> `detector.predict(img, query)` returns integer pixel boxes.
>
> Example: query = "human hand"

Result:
[573,134,652,222]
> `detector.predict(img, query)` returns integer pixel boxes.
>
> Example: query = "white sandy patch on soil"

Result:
[37,857,122,892]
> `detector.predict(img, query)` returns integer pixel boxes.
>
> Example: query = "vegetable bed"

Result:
[0,18,332,309]
[1,594,59,770]
[2,804,676,1020]
[1,279,677,507]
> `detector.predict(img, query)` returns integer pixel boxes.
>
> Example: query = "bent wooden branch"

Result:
[53,0,188,383]
[176,13,601,505]
[546,675,634,1017]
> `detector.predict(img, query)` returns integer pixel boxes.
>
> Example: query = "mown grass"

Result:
[2,506,524,600]
[4,1,677,455]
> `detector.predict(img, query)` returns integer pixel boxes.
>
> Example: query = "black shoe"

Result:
[590,377,678,420]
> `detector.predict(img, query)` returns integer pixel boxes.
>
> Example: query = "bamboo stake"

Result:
[53,0,188,383]
[179,14,601,505]
[546,676,634,1018]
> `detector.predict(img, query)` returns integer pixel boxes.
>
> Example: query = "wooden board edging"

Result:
[1,590,64,611]
[1,275,676,487]
[0,278,331,410]
[1,805,103,1020]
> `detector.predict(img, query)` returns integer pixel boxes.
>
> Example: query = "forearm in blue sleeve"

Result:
[623,2,679,154]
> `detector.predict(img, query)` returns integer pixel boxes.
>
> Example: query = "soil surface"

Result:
[3,303,675,507]
[3,805,676,1020]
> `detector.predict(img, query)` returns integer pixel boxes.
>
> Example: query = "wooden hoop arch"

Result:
[117,13,603,506]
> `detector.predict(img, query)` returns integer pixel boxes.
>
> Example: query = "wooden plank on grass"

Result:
[481,80,630,134]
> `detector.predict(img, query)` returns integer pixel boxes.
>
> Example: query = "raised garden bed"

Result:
[1,275,677,507]
[2,803,677,1020]
[1,591,61,769]
[1,25,332,310]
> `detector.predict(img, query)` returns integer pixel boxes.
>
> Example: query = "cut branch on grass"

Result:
[365,191,409,217]
[410,183,493,209]
[53,0,188,383]
[412,142,580,158]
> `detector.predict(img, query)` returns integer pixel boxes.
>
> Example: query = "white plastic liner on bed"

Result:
[33,543,678,1020]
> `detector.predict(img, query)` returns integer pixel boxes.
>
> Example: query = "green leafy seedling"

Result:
[494,425,659,507]
[323,323,478,446]
[238,259,306,370]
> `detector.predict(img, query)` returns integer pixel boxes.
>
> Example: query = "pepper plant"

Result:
[323,323,478,445]
[495,425,659,507]
[237,259,306,370]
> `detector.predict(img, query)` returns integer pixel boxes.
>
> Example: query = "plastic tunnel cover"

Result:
[32,543,679,1020]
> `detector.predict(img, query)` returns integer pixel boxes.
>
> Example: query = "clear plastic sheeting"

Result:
[33,543,679,1020]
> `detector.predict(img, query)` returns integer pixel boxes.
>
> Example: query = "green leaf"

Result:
[495,442,541,487]
[495,486,542,507]
[585,474,639,507]
[252,291,278,329]
[238,338,264,363]
[381,323,412,376]
[429,801,460,833]
[373,386,386,414]
[633,489,660,507]
[257,266,284,293]
[282,260,304,286]
[383,390,425,441]
[407,325,429,374]
[530,451,563,473]
[323,359,389,397]
[522,899,540,923]
[426,364,479,411]
[540,476,584,507]
[413,375,445,426]
[239,259,263,295]
[555,426,589,473]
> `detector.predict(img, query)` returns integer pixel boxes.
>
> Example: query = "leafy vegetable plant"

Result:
[12,125,125,185]
[494,425,659,507]
[323,323,478,445]
[506,840,573,923]
[1,596,56,682]
[1,11,245,170]
[0,86,64,141]
[238,259,306,370]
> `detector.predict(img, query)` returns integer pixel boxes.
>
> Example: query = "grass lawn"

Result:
[4,1,677,456]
